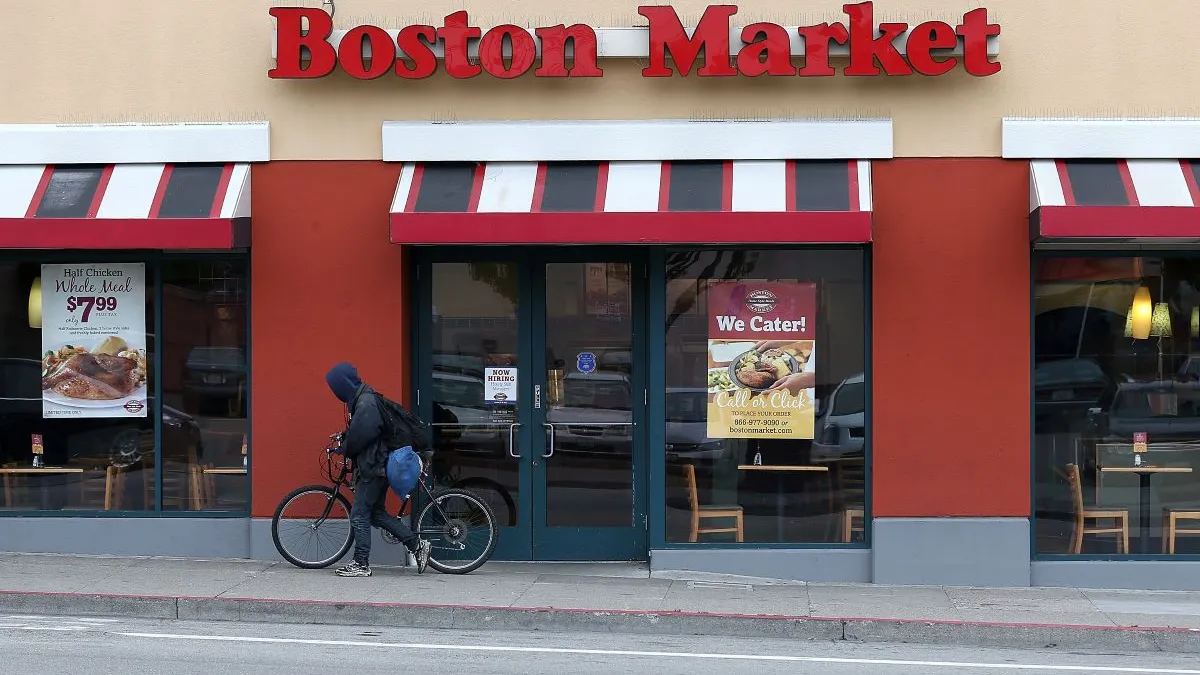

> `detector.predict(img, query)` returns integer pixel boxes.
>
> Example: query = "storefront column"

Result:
[871,158,1033,586]
[249,161,410,560]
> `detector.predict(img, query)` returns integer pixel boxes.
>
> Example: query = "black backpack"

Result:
[376,393,431,451]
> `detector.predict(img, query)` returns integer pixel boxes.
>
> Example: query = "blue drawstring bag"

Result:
[385,445,421,499]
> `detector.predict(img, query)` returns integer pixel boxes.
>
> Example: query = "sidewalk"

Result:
[2,552,1199,653]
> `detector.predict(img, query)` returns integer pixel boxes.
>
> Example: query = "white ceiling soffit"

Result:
[0,123,271,165]
[1003,118,1200,159]
[382,119,894,163]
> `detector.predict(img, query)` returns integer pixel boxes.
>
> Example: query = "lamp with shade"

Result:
[1125,286,1153,339]
[27,277,41,329]
[1151,302,1173,337]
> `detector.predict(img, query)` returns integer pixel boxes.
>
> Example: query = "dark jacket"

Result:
[326,363,389,482]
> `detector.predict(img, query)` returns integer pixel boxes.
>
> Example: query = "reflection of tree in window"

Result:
[664,251,757,331]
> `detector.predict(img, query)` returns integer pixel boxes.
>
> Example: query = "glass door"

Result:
[533,257,647,560]
[417,249,647,561]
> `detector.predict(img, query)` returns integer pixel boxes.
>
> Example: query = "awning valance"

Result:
[0,163,251,249]
[1030,159,1200,243]
[389,160,873,244]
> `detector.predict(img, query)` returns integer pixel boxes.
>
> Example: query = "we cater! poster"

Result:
[705,281,816,439]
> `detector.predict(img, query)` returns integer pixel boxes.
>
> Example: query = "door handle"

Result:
[507,423,521,458]
[542,422,556,459]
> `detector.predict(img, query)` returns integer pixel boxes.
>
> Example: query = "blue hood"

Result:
[325,362,362,404]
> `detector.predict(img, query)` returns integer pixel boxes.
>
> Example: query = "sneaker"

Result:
[414,540,432,574]
[335,561,372,577]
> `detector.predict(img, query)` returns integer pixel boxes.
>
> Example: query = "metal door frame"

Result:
[412,246,649,561]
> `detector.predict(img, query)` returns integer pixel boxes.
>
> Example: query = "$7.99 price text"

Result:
[65,296,119,322]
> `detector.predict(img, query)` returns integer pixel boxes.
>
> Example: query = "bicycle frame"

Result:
[319,438,452,537]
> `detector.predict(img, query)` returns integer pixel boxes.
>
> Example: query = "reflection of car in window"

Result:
[1092,380,1200,444]
[0,357,203,468]
[183,347,246,398]
[546,373,632,453]
[664,387,727,464]
[431,372,495,451]
[812,373,864,462]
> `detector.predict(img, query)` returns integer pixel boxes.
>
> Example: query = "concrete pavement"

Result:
[1,553,1199,653]
[6,615,1200,675]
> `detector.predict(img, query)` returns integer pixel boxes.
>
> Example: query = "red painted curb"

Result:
[2,589,1198,635]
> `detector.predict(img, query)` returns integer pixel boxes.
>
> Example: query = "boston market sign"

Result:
[269,3,1000,80]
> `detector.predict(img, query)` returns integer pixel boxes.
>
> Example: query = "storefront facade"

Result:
[1,0,1199,590]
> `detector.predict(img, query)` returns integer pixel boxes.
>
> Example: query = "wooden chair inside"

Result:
[1066,462,1129,554]
[683,463,743,542]
[836,458,866,543]
[163,437,201,510]
[1,462,22,508]
[1162,509,1200,554]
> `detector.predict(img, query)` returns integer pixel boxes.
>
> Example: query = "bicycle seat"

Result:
[420,449,435,465]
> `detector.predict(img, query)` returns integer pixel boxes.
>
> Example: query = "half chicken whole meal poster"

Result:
[705,280,817,439]
[40,263,149,418]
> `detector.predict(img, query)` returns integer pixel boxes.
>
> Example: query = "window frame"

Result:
[1031,249,1200,560]
[648,244,873,550]
[0,249,251,519]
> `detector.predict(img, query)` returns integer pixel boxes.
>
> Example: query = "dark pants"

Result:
[351,475,418,565]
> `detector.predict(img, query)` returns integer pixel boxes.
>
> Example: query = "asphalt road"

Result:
[2,614,1199,675]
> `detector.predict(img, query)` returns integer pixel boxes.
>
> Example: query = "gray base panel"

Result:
[872,517,1032,587]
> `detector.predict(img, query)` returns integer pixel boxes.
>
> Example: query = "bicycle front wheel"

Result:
[272,485,354,569]
[415,488,498,574]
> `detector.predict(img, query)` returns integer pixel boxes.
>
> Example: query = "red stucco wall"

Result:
[871,158,1031,517]
[250,161,407,518]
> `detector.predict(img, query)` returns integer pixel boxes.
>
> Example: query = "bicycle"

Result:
[270,432,498,574]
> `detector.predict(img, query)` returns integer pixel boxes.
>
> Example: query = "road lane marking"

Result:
[114,632,1200,673]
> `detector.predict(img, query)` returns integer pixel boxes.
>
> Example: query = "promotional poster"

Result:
[40,263,148,418]
[705,281,817,439]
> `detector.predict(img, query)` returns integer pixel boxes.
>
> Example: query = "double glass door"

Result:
[416,249,647,561]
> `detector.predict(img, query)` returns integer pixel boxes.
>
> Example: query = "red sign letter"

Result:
[396,25,438,79]
[796,23,849,76]
[536,25,603,77]
[957,8,1001,76]
[905,21,958,76]
[438,11,483,78]
[737,24,795,77]
[639,5,738,77]
[842,2,911,76]
[337,25,396,79]
[269,7,336,79]
[479,26,537,79]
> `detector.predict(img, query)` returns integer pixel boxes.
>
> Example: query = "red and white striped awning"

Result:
[1030,159,1200,243]
[390,160,873,244]
[0,163,251,249]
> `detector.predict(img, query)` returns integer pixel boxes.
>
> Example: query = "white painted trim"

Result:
[383,120,893,163]
[0,165,44,218]
[1003,119,1200,159]
[1029,160,1064,211]
[96,164,163,219]
[392,164,416,213]
[731,161,786,212]
[477,162,537,212]
[603,162,662,212]
[272,26,999,61]
[219,164,253,219]
[1127,160,1195,207]
[856,161,872,212]
[0,123,271,165]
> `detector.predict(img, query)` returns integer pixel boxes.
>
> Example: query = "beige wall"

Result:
[6,0,1199,159]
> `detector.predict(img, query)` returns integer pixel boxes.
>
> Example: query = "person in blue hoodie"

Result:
[325,362,432,577]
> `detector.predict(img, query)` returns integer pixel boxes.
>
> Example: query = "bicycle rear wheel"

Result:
[272,485,353,569]
[415,488,498,574]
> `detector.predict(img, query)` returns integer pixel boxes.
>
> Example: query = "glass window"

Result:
[663,248,867,544]
[429,262,520,528]
[160,259,248,511]
[0,260,155,511]
[1034,255,1200,555]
